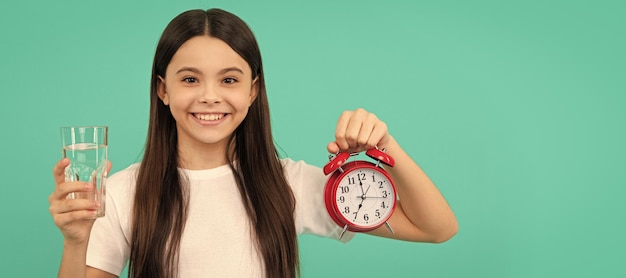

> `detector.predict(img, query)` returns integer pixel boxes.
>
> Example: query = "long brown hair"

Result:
[130,8,299,278]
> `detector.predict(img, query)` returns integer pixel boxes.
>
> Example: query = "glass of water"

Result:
[60,126,108,218]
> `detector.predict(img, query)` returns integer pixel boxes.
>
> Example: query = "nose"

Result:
[198,83,221,104]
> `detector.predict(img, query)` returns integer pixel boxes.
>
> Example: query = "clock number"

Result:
[347,177,355,185]
[338,196,345,203]
[358,173,366,181]
[379,181,384,188]
[382,190,388,198]
[364,214,369,221]
[371,175,376,182]
[381,202,386,209]
[344,206,350,213]
[375,209,381,217]
[340,186,350,194]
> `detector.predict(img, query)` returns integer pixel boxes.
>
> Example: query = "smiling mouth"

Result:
[193,113,226,121]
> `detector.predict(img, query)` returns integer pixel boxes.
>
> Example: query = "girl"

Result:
[49,8,457,278]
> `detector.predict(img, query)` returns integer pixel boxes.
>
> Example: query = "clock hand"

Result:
[353,191,367,221]
[352,184,371,221]
[353,202,363,221]
[353,203,363,221]
[358,178,365,195]
[356,185,372,199]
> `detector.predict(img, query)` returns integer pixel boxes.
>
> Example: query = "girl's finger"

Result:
[51,209,98,227]
[327,142,340,154]
[367,121,389,150]
[343,109,369,149]
[334,111,353,151]
[49,198,99,215]
[106,160,112,175]
[52,158,71,185]
[344,120,361,149]
[49,181,92,202]
[356,114,377,148]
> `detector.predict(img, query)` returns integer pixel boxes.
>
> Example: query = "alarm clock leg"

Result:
[385,221,395,234]
[339,224,349,240]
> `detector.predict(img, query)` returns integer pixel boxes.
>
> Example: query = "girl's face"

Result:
[158,36,257,159]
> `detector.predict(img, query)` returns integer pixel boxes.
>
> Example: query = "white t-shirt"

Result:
[86,158,354,277]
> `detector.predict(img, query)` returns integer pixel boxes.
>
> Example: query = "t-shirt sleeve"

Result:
[86,168,134,276]
[285,159,355,243]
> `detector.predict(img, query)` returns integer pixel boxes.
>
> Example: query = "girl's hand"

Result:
[48,158,109,245]
[327,108,391,154]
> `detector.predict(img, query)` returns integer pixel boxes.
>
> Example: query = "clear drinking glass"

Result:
[60,126,108,218]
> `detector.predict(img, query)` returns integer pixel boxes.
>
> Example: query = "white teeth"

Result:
[195,113,224,121]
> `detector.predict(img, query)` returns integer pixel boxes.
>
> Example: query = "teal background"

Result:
[1,0,624,277]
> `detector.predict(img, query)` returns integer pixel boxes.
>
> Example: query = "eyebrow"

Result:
[175,66,244,75]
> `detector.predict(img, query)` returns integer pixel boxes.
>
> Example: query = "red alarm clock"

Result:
[323,148,397,239]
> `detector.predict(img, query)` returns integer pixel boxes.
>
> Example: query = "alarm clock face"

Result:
[332,165,396,230]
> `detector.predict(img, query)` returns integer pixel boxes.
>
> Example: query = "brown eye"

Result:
[183,77,198,83]
[223,77,237,84]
